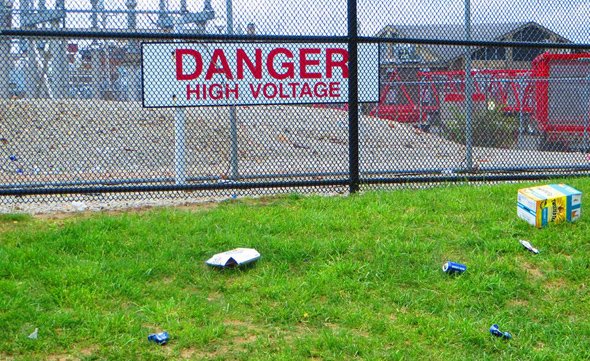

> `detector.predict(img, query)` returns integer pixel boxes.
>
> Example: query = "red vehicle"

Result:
[532,52,590,149]
[476,69,533,114]
[369,68,438,126]
[370,68,533,122]
[370,68,494,131]
[369,52,590,150]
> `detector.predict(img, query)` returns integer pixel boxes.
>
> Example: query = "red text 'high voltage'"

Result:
[142,42,380,107]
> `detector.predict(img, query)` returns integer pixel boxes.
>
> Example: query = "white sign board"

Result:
[142,42,379,107]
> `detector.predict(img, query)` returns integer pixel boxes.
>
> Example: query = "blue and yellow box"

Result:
[517,184,582,228]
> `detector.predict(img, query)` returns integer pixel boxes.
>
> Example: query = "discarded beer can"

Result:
[519,239,539,254]
[442,261,467,274]
[147,331,170,345]
[27,328,38,340]
[490,324,512,339]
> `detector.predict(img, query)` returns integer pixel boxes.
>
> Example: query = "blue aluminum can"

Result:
[148,331,170,345]
[490,324,512,339]
[442,261,467,274]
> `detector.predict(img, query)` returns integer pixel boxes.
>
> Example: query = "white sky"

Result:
[9,0,590,42]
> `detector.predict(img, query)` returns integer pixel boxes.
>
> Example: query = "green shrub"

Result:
[444,104,519,148]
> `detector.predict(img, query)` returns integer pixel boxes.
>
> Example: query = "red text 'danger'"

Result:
[176,47,349,81]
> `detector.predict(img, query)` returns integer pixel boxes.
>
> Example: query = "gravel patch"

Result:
[0,98,587,214]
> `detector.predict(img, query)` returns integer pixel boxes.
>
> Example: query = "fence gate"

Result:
[0,0,588,209]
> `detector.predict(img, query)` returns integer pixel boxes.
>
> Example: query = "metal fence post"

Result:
[174,17,187,185]
[0,0,11,99]
[348,0,359,194]
[174,105,187,185]
[464,0,474,171]
[227,0,239,180]
[518,77,525,143]
[584,75,590,152]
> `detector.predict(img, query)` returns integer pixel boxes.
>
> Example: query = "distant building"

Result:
[376,21,572,72]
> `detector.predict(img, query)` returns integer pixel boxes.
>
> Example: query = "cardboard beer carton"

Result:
[517,184,582,228]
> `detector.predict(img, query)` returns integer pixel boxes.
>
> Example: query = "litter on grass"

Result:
[148,331,170,345]
[517,184,582,228]
[27,328,38,340]
[519,239,540,254]
[206,248,261,268]
[490,324,512,339]
[442,261,467,274]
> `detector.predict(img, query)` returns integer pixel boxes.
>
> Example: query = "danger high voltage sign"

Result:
[141,42,379,108]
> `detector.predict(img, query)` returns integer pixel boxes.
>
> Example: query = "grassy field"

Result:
[1,180,590,360]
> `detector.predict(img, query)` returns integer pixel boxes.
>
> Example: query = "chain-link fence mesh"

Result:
[0,0,589,210]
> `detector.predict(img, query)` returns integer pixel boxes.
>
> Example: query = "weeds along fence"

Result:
[1,0,590,202]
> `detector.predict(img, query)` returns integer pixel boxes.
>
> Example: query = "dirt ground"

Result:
[0,98,587,214]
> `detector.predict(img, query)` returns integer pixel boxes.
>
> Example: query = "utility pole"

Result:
[50,0,68,99]
[90,0,104,99]
[21,0,38,98]
[125,0,141,101]
[158,0,173,30]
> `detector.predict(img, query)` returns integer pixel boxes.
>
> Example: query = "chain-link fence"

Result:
[0,0,589,207]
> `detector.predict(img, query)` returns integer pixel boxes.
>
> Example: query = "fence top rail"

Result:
[1,28,590,51]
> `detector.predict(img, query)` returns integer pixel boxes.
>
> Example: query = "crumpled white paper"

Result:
[206,248,261,268]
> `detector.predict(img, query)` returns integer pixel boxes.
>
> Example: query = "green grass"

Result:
[1,180,590,360]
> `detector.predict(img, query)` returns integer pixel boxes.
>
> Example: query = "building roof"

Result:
[377,21,571,64]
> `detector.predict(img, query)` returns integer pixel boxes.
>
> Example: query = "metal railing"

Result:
[0,0,589,203]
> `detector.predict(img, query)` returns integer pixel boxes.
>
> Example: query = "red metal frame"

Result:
[369,70,423,123]
[532,52,590,135]
[424,70,487,103]
[369,66,542,125]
